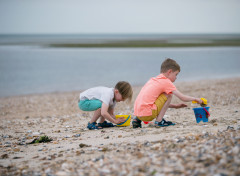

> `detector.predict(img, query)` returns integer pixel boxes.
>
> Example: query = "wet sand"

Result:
[0,77,240,175]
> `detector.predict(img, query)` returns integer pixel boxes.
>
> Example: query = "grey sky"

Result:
[0,0,239,34]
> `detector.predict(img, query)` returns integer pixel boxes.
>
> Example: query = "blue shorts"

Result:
[78,99,102,111]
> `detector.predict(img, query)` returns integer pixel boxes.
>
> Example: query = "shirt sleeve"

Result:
[164,80,176,94]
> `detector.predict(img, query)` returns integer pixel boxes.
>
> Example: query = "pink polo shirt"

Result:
[134,74,176,116]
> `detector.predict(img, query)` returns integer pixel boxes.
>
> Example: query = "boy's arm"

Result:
[172,90,203,104]
[169,103,187,108]
[101,103,125,124]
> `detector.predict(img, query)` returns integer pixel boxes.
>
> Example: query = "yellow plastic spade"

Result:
[192,98,207,107]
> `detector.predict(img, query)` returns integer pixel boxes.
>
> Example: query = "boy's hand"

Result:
[196,98,203,104]
[170,103,187,109]
[175,103,187,109]
[169,103,187,109]
[115,117,125,124]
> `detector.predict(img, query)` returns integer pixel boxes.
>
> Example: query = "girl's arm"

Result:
[101,103,125,124]
[172,90,203,104]
[108,107,116,119]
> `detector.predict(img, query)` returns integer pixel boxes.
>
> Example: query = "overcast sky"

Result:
[0,0,239,34]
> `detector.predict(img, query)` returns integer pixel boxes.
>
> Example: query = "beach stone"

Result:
[227,126,234,130]
[73,134,81,137]
[13,148,20,152]
[79,143,90,148]
[232,146,239,155]
[1,154,8,159]
[33,132,40,136]
[55,171,69,176]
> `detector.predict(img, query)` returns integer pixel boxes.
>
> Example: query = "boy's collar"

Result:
[159,73,168,79]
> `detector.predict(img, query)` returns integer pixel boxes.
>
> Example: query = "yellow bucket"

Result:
[115,115,131,127]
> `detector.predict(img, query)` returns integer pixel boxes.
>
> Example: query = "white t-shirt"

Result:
[79,87,116,108]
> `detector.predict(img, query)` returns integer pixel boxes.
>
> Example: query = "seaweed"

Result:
[28,135,53,144]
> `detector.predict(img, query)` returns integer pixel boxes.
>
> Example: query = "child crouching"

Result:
[133,58,203,128]
[79,81,133,130]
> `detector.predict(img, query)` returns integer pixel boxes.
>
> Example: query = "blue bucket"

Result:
[193,107,210,123]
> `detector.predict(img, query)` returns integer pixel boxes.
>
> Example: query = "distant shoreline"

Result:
[1,33,240,47]
[48,40,240,48]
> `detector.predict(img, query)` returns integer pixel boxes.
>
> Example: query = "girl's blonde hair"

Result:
[115,81,133,101]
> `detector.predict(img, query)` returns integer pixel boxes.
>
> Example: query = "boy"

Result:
[79,81,133,130]
[133,58,203,128]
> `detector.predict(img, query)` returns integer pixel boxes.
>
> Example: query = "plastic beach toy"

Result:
[115,115,131,127]
[192,98,210,123]
[193,107,210,123]
[192,98,208,107]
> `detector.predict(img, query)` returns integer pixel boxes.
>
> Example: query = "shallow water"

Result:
[0,46,240,97]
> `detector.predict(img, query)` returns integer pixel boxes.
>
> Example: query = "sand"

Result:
[0,77,240,175]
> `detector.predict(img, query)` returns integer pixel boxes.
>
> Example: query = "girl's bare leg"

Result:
[99,116,105,123]
[90,108,101,123]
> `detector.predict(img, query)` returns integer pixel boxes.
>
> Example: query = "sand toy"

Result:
[192,98,210,123]
[115,115,131,126]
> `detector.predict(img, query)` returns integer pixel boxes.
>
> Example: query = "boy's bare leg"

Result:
[156,94,172,122]
[90,108,101,123]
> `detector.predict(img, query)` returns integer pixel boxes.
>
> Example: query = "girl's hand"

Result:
[115,117,125,124]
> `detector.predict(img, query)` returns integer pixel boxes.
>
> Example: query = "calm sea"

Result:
[0,34,240,97]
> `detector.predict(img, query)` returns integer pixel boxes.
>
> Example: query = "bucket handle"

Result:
[117,115,130,125]
[203,107,210,117]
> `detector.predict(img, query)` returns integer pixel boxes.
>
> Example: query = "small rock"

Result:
[56,171,68,176]
[32,132,40,136]
[227,126,234,130]
[1,154,8,159]
[13,148,20,152]
[13,156,22,159]
[232,146,239,154]
[73,134,81,137]
[79,143,90,148]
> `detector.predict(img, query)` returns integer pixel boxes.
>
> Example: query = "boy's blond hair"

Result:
[115,81,133,101]
[161,58,181,73]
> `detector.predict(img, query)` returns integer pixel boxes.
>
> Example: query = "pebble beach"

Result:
[0,77,240,176]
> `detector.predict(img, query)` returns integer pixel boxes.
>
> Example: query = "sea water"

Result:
[0,45,240,97]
